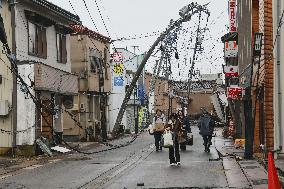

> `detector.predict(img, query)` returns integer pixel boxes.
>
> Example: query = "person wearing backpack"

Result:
[198,108,215,153]
[152,109,166,152]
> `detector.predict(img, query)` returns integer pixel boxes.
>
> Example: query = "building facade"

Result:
[13,0,80,151]
[273,0,284,156]
[63,29,111,141]
[0,0,13,154]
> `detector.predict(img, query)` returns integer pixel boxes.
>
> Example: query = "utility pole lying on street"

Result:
[112,2,210,137]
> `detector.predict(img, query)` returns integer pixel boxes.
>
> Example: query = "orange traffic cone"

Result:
[268,152,281,189]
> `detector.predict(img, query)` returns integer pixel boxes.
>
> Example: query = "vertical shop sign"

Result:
[229,0,237,32]
[253,33,263,57]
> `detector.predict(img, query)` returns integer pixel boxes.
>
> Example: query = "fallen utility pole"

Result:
[112,3,210,137]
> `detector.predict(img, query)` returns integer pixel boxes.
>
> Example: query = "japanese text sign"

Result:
[224,66,239,77]
[253,33,263,57]
[111,52,123,63]
[114,77,124,86]
[225,41,238,57]
[229,0,237,32]
[113,63,124,76]
[227,86,244,100]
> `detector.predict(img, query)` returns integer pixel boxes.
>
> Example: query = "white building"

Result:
[14,0,80,148]
[273,0,284,155]
[108,48,144,132]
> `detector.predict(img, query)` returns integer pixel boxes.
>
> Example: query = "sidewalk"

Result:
[214,129,269,188]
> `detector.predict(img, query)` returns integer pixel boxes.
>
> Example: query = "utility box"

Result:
[0,100,9,116]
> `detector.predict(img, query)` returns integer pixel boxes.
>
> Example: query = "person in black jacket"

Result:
[198,108,215,152]
[177,110,191,151]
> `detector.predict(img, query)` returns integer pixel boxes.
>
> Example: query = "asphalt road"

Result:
[0,126,228,189]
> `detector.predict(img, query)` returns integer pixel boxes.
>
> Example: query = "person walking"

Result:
[198,108,215,152]
[166,113,182,166]
[177,110,190,151]
[152,109,166,152]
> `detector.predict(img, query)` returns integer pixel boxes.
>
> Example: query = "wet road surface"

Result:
[0,126,230,189]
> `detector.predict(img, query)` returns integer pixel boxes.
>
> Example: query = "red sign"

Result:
[224,66,239,77]
[229,0,237,32]
[227,87,244,100]
[111,52,123,62]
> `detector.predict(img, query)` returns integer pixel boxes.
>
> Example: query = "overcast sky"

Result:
[48,0,228,80]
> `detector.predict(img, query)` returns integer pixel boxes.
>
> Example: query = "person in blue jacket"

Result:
[177,110,191,151]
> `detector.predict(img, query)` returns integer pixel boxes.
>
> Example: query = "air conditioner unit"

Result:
[0,100,9,116]
[68,104,79,111]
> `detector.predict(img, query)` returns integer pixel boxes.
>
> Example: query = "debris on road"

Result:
[51,146,71,153]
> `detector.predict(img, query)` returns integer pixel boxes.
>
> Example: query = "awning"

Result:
[34,63,78,95]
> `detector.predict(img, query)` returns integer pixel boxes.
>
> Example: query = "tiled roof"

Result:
[28,0,81,24]
[171,80,214,92]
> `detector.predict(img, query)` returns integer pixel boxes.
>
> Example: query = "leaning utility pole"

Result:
[112,3,210,137]
[187,11,203,97]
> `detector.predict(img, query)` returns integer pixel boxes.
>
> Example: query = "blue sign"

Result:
[114,77,124,86]
[138,84,147,105]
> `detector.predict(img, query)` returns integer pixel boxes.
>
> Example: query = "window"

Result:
[56,33,67,63]
[28,21,47,58]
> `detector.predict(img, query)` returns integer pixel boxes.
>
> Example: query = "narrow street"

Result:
[0,126,255,189]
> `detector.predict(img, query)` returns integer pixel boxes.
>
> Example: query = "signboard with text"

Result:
[114,77,124,86]
[111,52,124,63]
[253,33,263,57]
[225,41,238,57]
[227,86,244,100]
[229,0,237,32]
[224,66,239,77]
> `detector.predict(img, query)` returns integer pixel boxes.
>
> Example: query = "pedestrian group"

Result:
[149,108,215,166]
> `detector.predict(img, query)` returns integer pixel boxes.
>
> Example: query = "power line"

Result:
[81,0,99,31]
[93,0,111,37]
[68,0,78,16]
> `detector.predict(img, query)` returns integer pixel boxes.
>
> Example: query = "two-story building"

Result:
[63,26,111,142]
[0,0,13,155]
[11,0,80,152]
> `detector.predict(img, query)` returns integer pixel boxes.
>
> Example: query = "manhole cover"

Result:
[252,179,268,185]
[243,166,259,169]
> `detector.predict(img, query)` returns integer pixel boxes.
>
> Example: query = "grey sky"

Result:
[48,0,228,79]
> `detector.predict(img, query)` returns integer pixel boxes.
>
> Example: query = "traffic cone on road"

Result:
[268,152,281,189]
